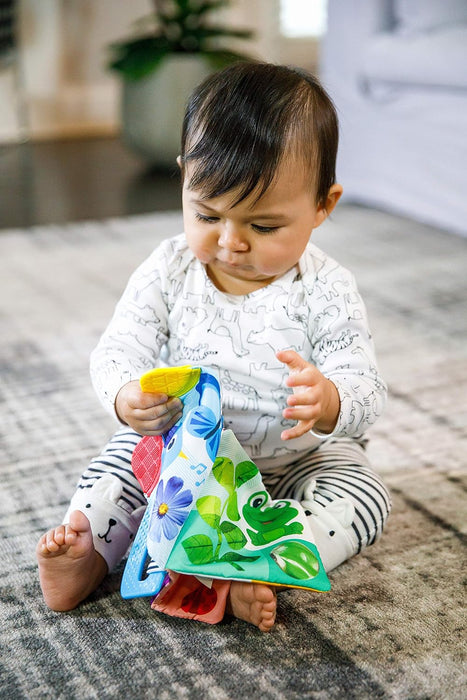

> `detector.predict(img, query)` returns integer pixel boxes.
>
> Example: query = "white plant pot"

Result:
[121,54,213,168]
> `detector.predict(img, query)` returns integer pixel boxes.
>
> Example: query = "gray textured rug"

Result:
[1,206,466,699]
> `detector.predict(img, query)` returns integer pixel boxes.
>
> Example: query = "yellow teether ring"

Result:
[139,366,201,397]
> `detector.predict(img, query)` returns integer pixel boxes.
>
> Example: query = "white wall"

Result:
[0,0,317,143]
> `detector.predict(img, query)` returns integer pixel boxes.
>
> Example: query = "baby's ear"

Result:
[176,155,182,169]
[325,184,343,214]
[313,184,343,228]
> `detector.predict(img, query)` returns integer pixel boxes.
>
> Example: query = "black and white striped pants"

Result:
[66,427,391,573]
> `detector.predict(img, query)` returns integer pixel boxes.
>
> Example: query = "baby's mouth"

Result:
[217,257,251,270]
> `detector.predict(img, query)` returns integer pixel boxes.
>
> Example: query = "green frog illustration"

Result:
[242,491,303,546]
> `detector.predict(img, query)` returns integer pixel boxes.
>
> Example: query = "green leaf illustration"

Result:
[212,456,235,494]
[219,552,260,564]
[270,542,320,579]
[196,495,221,529]
[226,491,240,521]
[235,460,258,487]
[228,562,244,571]
[219,521,247,550]
[181,534,214,565]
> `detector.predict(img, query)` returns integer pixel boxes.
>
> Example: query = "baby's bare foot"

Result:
[36,510,108,611]
[227,581,277,632]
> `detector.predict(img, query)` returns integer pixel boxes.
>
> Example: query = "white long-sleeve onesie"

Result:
[69,233,390,574]
[90,233,387,469]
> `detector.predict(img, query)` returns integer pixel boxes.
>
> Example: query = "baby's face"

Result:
[182,160,331,296]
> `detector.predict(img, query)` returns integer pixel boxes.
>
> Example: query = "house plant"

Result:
[108,0,255,167]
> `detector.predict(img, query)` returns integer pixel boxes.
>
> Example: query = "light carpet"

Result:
[0,206,466,699]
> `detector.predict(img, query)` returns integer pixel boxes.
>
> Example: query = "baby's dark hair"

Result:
[180,61,339,208]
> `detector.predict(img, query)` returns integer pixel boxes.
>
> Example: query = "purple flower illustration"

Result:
[149,476,193,543]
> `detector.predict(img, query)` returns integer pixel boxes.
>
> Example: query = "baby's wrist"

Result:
[314,379,340,434]
[114,382,133,424]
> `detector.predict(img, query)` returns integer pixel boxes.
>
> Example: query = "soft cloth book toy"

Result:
[121,366,330,622]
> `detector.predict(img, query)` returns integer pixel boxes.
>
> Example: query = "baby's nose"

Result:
[219,225,249,251]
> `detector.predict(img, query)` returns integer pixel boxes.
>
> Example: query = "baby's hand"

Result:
[276,350,340,440]
[115,380,183,436]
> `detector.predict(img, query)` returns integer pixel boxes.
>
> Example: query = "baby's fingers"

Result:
[131,389,169,410]
[135,398,183,434]
[281,420,314,441]
[283,403,319,423]
[276,349,308,372]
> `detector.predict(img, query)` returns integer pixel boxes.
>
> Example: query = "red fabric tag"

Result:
[132,436,163,497]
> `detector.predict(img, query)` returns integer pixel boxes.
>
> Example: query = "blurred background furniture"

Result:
[0,0,28,140]
[321,0,467,236]
[1,0,323,228]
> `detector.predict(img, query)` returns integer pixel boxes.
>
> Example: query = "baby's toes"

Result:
[251,600,272,627]
[263,598,277,614]
[256,585,276,605]
[46,525,66,551]
[259,610,276,632]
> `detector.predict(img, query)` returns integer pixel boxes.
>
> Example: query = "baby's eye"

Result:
[252,224,279,234]
[195,212,218,224]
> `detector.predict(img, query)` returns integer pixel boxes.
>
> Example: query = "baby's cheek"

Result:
[190,242,213,265]
[261,249,294,275]
[197,252,212,264]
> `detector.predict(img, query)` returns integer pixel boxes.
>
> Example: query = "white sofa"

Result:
[320,0,467,236]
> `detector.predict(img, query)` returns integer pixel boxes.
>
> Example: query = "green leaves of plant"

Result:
[226,491,239,522]
[108,36,170,81]
[213,456,236,520]
[212,456,257,491]
[182,452,259,570]
[218,551,260,571]
[196,495,221,529]
[108,0,255,81]
[212,455,257,522]
[212,456,235,493]
[182,534,214,565]
[270,542,320,580]
[219,521,246,550]
[235,460,258,487]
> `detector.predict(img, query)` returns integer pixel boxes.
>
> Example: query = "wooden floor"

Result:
[0,136,182,229]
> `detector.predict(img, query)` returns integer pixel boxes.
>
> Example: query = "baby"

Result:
[37,62,391,632]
